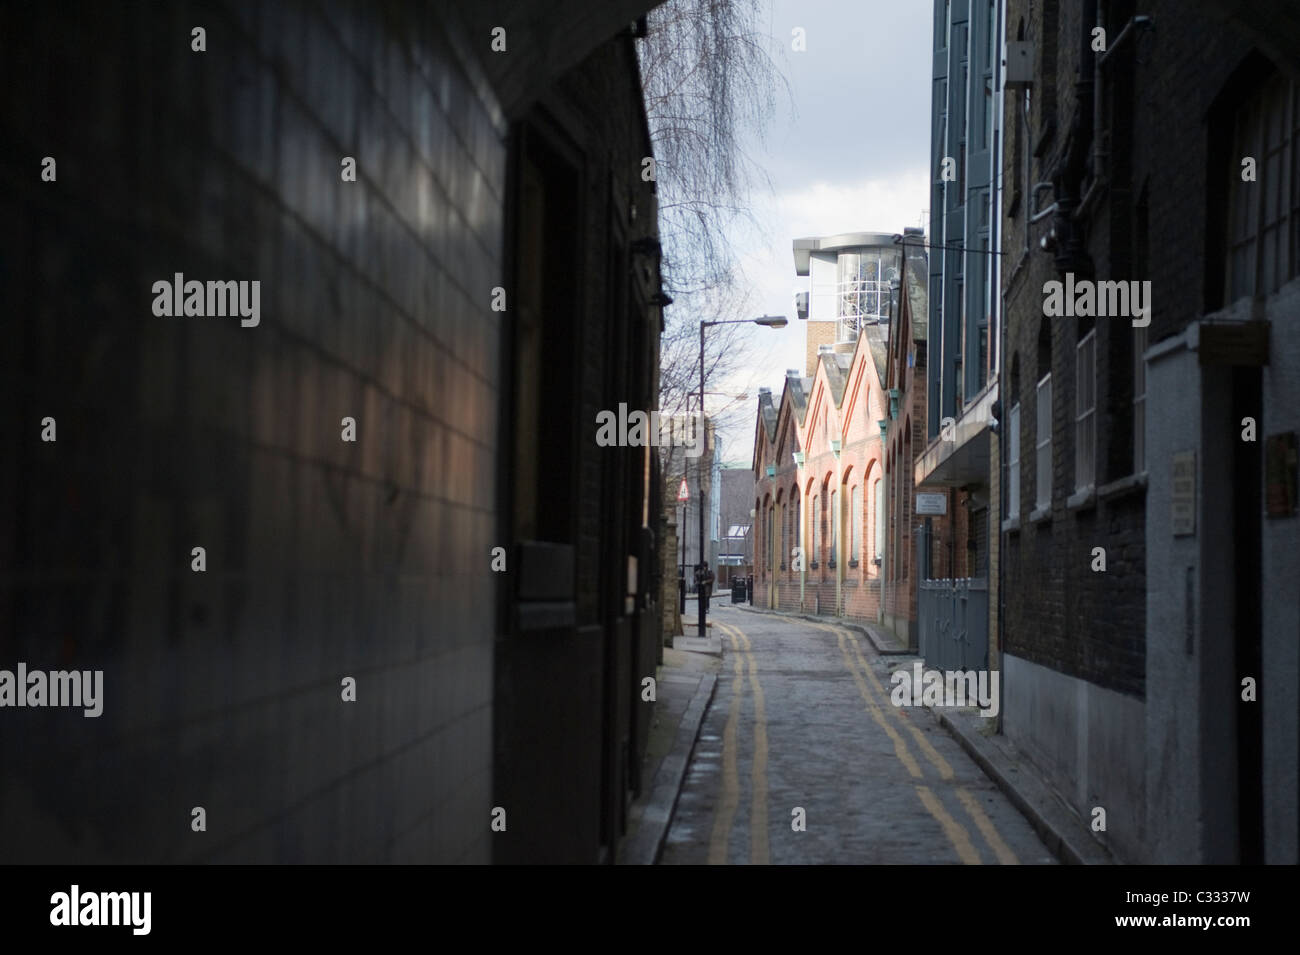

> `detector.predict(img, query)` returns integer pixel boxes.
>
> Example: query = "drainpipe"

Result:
[1051,0,1098,277]
[996,0,1008,734]
[1088,15,1155,221]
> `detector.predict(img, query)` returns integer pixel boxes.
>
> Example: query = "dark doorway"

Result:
[493,115,596,864]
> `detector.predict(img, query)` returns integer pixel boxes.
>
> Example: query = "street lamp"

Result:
[695,314,788,637]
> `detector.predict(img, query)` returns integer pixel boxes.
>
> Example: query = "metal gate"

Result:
[917,578,989,671]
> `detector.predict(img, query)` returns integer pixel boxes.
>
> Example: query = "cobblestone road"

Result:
[661,606,1057,864]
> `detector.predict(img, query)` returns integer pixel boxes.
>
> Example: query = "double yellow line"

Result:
[708,620,769,865]
[805,618,1018,865]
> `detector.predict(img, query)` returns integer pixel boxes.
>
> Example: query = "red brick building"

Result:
[752,259,892,621]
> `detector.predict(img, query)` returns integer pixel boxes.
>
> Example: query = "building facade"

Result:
[998,0,1300,864]
[881,232,946,649]
[914,0,1006,674]
[752,233,902,621]
[0,0,668,865]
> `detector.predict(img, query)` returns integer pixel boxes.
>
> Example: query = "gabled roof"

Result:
[819,349,852,408]
[772,378,805,469]
[861,322,889,386]
[751,387,779,473]
[785,371,811,422]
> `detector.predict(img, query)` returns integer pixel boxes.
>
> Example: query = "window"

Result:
[835,250,896,343]
[1225,71,1300,301]
[785,488,795,571]
[829,489,837,566]
[780,502,787,569]
[850,484,861,561]
[1036,374,1052,508]
[874,479,884,563]
[766,505,774,575]
[1133,326,1147,473]
[893,453,903,577]
[1075,330,1096,491]
[812,495,820,566]
[1008,403,1021,516]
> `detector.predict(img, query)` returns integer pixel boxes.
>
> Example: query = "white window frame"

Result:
[1225,72,1300,300]
[1075,329,1096,493]
[1036,373,1052,509]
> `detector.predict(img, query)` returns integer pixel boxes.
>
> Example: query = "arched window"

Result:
[791,486,801,574]
[777,490,786,570]
[874,478,884,566]
[903,420,911,579]
[850,484,861,562]
[829,488,837,565]
[759,504,769,579]
[774,504,785,571]
[812,494,820,568]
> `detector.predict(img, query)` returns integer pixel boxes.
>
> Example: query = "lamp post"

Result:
[696,314,787,637]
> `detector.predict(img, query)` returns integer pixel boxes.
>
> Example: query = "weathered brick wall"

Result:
[0,0,506,863]
[489,31,663,864]
[996,0,1229,699]
[1000,0,1261,699]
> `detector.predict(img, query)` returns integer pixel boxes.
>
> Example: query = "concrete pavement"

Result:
[619,646,721,864]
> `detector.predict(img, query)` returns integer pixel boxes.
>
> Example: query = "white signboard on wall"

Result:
[915,492,947,515]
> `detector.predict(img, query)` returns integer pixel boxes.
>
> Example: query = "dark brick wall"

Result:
[0,0,660,864]
[491,33,663,864]
[999,0,1255,699]
[0,0,505,864]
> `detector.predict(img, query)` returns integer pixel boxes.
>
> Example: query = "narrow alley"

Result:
[662,607,1055,864]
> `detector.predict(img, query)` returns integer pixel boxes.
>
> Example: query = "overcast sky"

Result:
[709,0,933,465]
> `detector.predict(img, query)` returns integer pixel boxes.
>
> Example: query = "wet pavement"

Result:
[661,606,1057,864]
